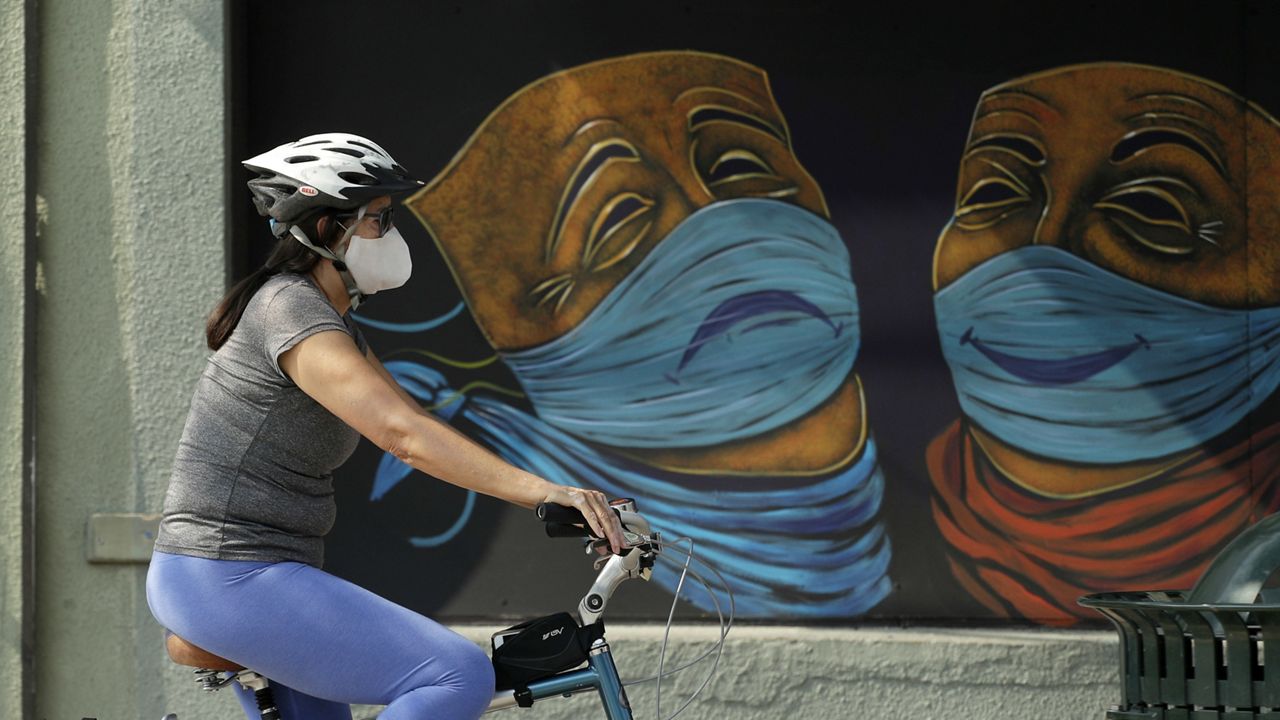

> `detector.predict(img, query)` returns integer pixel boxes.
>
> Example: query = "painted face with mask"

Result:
[933,62,1280,492]
[928,63,1280,624]
[399,51,890,618]
[409,50,858,472]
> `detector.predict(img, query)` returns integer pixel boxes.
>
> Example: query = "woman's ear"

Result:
[315,213,346,252]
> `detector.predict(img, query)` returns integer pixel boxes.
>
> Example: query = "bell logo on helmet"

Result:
[299,186,318,197]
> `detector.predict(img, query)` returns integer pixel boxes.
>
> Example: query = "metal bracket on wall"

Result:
[85,513,161,563]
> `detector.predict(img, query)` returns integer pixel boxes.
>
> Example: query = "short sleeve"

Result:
[344,313,370,355]
[262,281,353,380]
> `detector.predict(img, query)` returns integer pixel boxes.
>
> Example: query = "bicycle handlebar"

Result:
[535,503,597,540]
[536,502,590,524]
[536,499,643,541]
[536,499,656,553]
[544,521,593,539]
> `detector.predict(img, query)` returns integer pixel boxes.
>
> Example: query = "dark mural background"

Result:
[231,0,1280,623]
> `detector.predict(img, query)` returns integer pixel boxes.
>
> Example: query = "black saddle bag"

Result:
[491,612,604,691]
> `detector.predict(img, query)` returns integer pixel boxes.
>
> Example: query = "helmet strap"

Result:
[287,222,367,311]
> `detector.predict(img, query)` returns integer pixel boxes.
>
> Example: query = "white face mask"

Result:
[342,225,412,295]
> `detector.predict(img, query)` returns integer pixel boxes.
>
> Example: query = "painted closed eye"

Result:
[1094,185,1196,256]
[706,149,778,186]
[585,193,654,272]
[954,177,1030,230]
[689,138,800,201]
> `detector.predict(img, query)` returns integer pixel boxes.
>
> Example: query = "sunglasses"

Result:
[337,206,395,237]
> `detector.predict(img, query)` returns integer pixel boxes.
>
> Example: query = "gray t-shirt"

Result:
[155,273,368,567]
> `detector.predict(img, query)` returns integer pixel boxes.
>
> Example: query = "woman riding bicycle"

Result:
[145,133,625,720]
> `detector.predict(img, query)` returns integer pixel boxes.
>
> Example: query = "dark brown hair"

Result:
[205,213,343,350]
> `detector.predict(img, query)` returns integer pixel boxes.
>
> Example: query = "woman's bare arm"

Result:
[279,330,625,550]
[363,345,435,414]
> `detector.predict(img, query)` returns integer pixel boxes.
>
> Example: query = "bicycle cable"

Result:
[623,539,736,686]
[619,536,736,720]
[653,549,733,720]
[656,537,692,720]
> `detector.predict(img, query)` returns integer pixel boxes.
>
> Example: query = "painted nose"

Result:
[668,159,717,213]
[1030,172,1083,251]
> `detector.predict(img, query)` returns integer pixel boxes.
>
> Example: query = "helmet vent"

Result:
[328,147,364,158]
[338,171,378,186]
[348,140,383,154]
[284,155,319,164]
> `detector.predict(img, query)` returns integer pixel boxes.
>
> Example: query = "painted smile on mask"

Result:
[958,327,1149,386]
[670,289,845,383]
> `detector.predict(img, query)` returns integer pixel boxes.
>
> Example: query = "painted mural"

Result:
[928,63,1280,624]
[239,1,1280,626]
[368,51,890,618]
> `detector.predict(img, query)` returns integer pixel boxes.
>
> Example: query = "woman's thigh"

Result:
[147,551,492,707]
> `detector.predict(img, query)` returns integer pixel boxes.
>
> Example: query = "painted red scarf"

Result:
[928,418,1280,625]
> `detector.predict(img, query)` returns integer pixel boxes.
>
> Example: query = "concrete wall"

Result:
[32,1,227,718]
[357,626,1121,720]
[0,2,33,718]
[8,2,1131,719]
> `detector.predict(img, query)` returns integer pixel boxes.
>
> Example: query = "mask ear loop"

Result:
[287,202,369,310]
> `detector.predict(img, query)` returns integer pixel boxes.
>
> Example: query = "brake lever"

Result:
[583,528,650,556]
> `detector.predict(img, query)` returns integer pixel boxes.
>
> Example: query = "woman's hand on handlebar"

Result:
[541,486,626,554]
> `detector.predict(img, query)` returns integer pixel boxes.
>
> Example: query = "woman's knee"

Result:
[388,629,494,716]
[453,640,496,713]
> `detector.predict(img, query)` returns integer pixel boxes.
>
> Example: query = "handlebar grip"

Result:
[536,502,588,525]
[544,522,594,539]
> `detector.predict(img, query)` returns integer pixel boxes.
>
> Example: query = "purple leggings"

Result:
[146,551,495,720]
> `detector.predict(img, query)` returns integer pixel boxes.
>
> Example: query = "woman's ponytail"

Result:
[205,265,275,350]
[205,214,339,350]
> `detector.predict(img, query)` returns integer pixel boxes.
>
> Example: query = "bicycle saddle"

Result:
[165,631,244,671]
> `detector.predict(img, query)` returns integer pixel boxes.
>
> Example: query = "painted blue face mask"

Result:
[361,198,889,617]
[934,246,1280,464]
[502,198,860,448]
[372,361,891,618]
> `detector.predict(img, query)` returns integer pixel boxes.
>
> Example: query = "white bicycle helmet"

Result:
[243,132,423,234]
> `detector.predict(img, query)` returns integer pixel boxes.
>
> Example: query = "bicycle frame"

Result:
[486,639,631,718]
[485,502,656,718]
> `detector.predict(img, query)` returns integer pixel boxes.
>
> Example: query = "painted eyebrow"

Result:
[546,137,640,261]
[674,86,789,145]
[564,118,623,148]
[687,104,788,145]
[1123,110,1212,132]
[978,89,1061,117]
[973,108,1044,129]
[964,133,1047,165]
[674,85,768,110]
[1110,126,1228,177]
[1129,92,1223,119]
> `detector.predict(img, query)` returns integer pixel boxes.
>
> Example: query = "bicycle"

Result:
[161,498,732,720]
